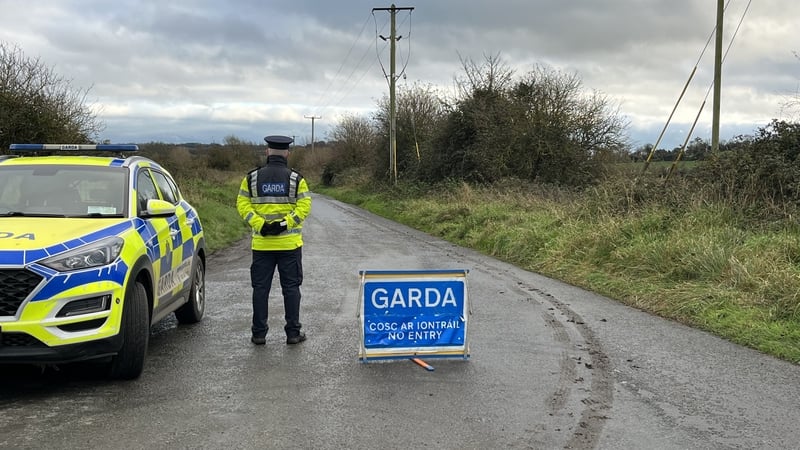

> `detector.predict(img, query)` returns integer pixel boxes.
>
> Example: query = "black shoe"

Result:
[251,336,266,345]
[286,332,306,345]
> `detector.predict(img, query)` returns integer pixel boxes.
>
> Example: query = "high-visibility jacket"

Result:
[236,156,311,251]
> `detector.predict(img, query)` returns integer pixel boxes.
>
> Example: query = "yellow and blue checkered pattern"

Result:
[0,153,205,355]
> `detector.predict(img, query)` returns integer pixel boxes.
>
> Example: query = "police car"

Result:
[0,144,206,379]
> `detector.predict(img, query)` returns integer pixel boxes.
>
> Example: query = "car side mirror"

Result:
[141,198,176,217]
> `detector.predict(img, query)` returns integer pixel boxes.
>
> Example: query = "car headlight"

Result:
[42,236,124,271]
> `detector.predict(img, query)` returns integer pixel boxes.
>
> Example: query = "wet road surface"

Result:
[1,195,799,449]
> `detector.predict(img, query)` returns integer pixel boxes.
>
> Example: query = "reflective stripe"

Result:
[251,196,294,204]
[275,228,302,236]
[249,228,302,237]
[248,172,259,197]
[288,171,299,199]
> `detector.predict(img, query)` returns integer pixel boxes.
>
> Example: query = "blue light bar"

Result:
[9,144,139,152]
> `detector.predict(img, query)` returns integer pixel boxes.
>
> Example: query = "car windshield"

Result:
[0,165,127,217]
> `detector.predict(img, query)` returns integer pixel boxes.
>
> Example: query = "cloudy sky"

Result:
[0,0,797,149]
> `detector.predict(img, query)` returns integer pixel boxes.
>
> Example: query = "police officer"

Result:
[236,135,312,345]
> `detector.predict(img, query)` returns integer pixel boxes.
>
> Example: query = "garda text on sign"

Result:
[357,269,470,361]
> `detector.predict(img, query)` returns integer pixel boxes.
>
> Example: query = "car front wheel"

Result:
[108,280,149,380]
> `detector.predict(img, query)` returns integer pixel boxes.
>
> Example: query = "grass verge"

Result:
[176,168,800,364]
[315,181,800,364]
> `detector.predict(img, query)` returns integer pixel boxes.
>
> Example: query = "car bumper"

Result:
[0,331,123,364]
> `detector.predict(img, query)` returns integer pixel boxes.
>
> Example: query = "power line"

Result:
[324,52,383,116]
[373,5,415,185]
[311,14,390,117]
[375,11,411,87]
[308,8,412,137]
[310,13,373,115]
[640,0,734,175]
[396,10,413,80]
[665,0,753,180]
[314,14,396,121]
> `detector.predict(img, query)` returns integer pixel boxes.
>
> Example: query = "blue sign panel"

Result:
[363,280,465,348]
[358,269,470,361]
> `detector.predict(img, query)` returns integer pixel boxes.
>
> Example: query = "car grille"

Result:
[1,332,46,347]
[0,269,44,316]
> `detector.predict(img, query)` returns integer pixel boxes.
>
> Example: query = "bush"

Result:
[0,42,102,148]
[693,120,800,220]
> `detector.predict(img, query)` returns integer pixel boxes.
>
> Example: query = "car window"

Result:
[164,173,182,203]
[137,169,160,213]
[78,172,127,216]
[0,165,125,216]
[151,170,178,205]
[0,171,24,207]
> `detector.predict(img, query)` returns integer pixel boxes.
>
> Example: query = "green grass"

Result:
[176,168,800,364]
[315,181,800,364]
[178,170,248,254]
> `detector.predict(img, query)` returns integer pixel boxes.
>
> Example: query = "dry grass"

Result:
[315,177,800,363]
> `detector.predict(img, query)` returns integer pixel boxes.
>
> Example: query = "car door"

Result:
[150,169,193,306]
[135,168,175,314]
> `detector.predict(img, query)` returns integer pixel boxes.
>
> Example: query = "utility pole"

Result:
[304,115,321,153]
[711,0,723,156]
[373,4,414,185]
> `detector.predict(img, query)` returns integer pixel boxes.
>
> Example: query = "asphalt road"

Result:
[1,194,799,450]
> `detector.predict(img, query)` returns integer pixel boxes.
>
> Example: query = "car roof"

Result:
[0,155,132,167]
[1,144,161,170]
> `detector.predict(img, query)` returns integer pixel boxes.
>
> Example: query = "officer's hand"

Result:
[260,222,274,236]
[260,221,287,236]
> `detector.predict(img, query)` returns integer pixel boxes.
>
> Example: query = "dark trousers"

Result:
[250,247,303,338]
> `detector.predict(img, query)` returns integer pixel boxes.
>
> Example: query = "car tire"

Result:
[108,280,149,380]
[175,257,205,324]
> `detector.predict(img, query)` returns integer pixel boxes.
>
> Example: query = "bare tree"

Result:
[454,52,515,99]
[329,114,377,166]
[780,51,800,121]
[321,114,378,185]
[374,82,447,179]
[507,64,629,184]
[0,41,103,149]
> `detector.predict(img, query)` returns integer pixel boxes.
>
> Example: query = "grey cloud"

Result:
[0,0,797,147]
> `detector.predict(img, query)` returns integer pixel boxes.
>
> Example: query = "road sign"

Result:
[357,269,470,361]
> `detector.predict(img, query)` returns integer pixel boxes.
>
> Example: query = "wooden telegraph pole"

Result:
[373,4,414,185]
[304,115,321,154]
[711,0,723,156]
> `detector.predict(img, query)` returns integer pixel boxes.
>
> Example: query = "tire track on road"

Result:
[317,196,613,448]
[527,284,613,450]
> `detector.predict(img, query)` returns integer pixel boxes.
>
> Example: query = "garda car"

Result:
[0,144,206,379]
